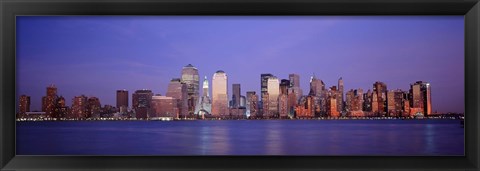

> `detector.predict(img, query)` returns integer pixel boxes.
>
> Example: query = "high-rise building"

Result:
[132,89,153,119]
[387,89,404,117]
[116,90,129,113]
[151,95,178,118]
[232,84,241,108]
[19,95,30,115]
[71,95,88,119]
[410,81,432,116]
[87,97,101,118]
[55,96,68,119]
[194,76,212,117]
[181,64,199,115]
[42,84,58,118]
[166,78,188,117]
[363,90,373,116]
[337,77,344,114]
[309,75,325,117]
[402,91,411,117]
[373,81,387,116]
[267,77,280,118]
[262,93,269,118]
[212,70,228,116]
[288,73,303,103]
[260,74,274,116]
[246,91,258,119]
[326,86,340,117]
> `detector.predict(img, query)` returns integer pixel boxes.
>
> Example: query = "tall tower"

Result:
[232,84,241,108]
[372,81,387,116]
[116,89,129,113]
[42,84,58,118]
[181,64,199,115]
[337,77,344,114]
[267,77,280,118]
[410,81,432,116]
[166,78,188,118]
[195,76,212,116]
[212,70,228,116]
[19,95,30,115]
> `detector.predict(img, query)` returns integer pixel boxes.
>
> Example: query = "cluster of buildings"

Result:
[17,64,433,120]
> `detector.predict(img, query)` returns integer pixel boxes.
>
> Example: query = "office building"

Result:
[267,77,280,118]
[194,76,212,117]
[166,78,189,117]
[71,95,88,119]
[151,95,178,118]
[181,64,199,115]
[212,70,228,116]
[116,89,129,114]
[132,89,153,119]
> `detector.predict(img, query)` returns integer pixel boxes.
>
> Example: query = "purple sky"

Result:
[16,16,464,113]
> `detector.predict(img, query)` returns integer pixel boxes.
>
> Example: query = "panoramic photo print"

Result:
[16,16,464,155]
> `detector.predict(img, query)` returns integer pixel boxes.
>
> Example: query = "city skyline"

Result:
[16,16,464,113]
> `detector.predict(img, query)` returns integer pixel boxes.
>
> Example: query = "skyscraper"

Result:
[87,97,101,118]
[246,91,258,119]
[55,96,68,119]
[337,77,344,114]
[132,89,153,119]
[288,73,303,103]
[410,81,432,116]
[19,95,30,115]
[116,89,128,113]
[232,84,241,108]
[194,76,212,117]
[181,64,199,115]
[71,95,88,119]
[373,81,387,116]
[212,70,228,116]
[42,84,58,118]
[387,89,404,117]
[327,86,340,117]
[267,77,280,118]
[166,78,188,118]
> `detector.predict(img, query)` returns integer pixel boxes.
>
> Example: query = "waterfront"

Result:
[16,119,464,155]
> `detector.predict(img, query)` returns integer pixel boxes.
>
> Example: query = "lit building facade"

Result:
[373,81,387,116]
[181,64,199,115]
[387,89,404,117]
[151,95,178,118]
[166,78,188,117]
[132,89,153,119]
[42,84,58,118]
[337,77,344,114]
[246,91,258,118]
[87,97,101,118]
[116,89,129,114]
[19,95,30,115]
[71,95,88,119]
[267,77,280,118]
[410,81,432,116]
[194,76,212,117]
[326,86,340,117]
[212,70,228,116]
[232,84,241,108]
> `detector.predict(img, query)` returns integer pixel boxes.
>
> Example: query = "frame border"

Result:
[1,0,479,170]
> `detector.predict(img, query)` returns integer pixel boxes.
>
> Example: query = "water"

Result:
[16,119,464,155]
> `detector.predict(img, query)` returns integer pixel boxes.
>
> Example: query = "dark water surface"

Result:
[16,120,464,155]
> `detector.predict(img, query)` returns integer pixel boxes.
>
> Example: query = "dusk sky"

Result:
[16,16,464,113]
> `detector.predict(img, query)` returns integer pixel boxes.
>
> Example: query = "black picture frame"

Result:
[1,0,479,170]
